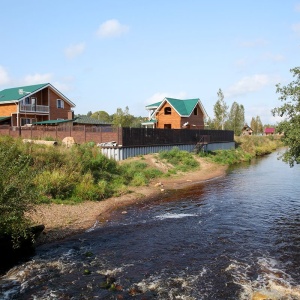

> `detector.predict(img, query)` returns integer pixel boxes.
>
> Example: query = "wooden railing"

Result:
[20,104,49,113]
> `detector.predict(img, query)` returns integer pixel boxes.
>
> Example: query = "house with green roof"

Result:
[0,83,75,127]
[142,97,208,129]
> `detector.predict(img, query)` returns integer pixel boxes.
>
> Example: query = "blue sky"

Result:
[1,0,299,125]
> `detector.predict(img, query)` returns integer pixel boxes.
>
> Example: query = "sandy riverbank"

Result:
[31,156,228,245]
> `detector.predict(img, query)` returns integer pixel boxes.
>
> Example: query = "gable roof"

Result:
[146,97,208,118]
[264,127,275,133]
[0,83,75,107]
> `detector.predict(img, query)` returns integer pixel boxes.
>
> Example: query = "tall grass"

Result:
[203,135,283,165]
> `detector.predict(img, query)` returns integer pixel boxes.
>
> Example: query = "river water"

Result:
[1,150,300,299]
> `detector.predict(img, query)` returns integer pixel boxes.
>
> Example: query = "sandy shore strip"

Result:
[31,156,227,245]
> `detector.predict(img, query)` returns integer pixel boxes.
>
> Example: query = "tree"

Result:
[91,110,112,123]
[112,106,135,128]
[272,67,300,166]
[250,116,263,135]
[86,111,92,117]
[213,89,228,130]
[226,102,245,135]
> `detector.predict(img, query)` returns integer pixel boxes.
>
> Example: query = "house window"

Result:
[164,124,171,129]
[57,99,64,109]
[23,97,36,105]
[193,107,198,115]
[21,118,34,126]
[164,107,171,115]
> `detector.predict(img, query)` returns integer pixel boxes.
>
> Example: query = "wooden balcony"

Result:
[20,104,49,113]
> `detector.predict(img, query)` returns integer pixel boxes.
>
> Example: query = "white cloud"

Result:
[22,73,53,85]
[145,91,188,105]
[238,38,268,48]
[295,3,300,12]
[292,23,300,34]
[64,43,86,59]
[0,65,10,85]
[225,74,278,98]
[96,19,129,38]
[263,52,285,62]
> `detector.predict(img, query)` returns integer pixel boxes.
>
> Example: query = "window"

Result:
[23,97,36,105]
[164,107,171,115]
[193,107,198,115]
[164,124,171,129]
[21,118,34,126]
[57,99,64,109]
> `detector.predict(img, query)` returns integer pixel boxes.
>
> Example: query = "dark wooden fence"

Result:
[121,128,234,146]
[0,125,234,147]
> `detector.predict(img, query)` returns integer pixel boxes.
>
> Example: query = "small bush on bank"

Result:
[158,147,199,172]
[35,169,78,200]
[119,160,163,186]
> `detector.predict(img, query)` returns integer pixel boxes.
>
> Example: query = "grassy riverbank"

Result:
[0,135,283,245]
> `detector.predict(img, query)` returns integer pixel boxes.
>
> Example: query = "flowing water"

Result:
[1,150,300,299]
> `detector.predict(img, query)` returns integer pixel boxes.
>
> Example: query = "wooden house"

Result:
[241,124,253,136]
[0,83,75,127]
[142,97,208,129]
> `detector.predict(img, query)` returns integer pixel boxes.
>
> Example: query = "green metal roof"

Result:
[164,98,199,116]
[145,101,162,109]
[0,116,10,121]
[0,84,48,103]
[32,119,75,125]
[74,116,111,125]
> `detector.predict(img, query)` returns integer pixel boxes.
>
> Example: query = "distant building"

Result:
[264,127,275,135]
[241,124,253,136]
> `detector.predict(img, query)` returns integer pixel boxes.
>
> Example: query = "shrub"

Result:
[0,139,38,246]
[158,147,199,172]
[35,169,77,200]
[74,172,108,201]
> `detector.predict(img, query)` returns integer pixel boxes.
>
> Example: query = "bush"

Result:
[74,172,109,201]
[0,138,38,246]
[119,160,163,186]
[35,169,77,200]
[158,147,199,172]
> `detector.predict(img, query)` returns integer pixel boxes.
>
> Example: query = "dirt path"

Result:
[31,156,227,245]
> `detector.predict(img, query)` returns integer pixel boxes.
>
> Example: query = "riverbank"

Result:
[31,155,228,245]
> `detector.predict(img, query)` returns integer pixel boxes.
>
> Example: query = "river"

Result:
[1,150,300,299]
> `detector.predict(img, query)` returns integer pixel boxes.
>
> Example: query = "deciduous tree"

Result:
[112,106,135,128]
[226,102,245,135]
[272,67,300,166]
[213,89,228,130]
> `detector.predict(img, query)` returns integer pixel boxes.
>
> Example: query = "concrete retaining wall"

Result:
[100,142,235,161]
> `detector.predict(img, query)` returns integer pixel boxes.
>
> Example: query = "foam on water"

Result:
[226,257,300,300]
[131,268,205,300]
[154,213,198,220]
